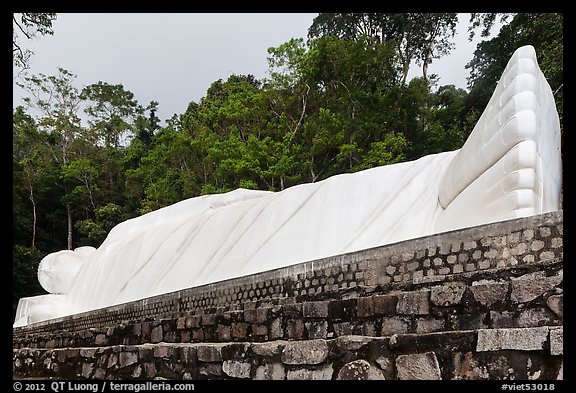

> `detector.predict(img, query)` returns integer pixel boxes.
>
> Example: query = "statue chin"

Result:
[14,45,562,327]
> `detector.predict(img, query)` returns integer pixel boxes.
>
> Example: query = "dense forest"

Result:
[13,13,563,316]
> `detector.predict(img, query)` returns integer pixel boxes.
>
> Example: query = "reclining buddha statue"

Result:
[13,45,562,327]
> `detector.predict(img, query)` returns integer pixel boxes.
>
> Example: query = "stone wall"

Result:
[12,328,563,380]
[13,211,563,380]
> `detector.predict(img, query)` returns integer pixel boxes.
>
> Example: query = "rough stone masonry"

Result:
[13,211,563,380]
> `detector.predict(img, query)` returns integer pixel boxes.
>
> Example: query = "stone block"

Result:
[119,351,138,368]
[252,341,285,357]
[153,345,173,359]
[131,365,142,378]
[133,323,142,336]
[163,331,177,343]
[539,251,555,261]
[470,280,508,307]
[80,348,98,358]
[395,352,441,380]
[282,303,302,318]
[56,349,66,363]
[453,313,488,330]
[269,317,283,339]
[550,327,563,355]
[231,323,249,339]
[137,346,153,361]
[251,324,268,336]
[336,359,385,380]
[244,308,270,324]
[254,362,286,380]
[380,317,408,336]
[144,362,157,378]
[416,318,444,334]
[333,322,355,336]
[201,313,217,326]
[286,319,305,339]
[362,321,376,336]
[286,364,334,380]
[556,361,563,380]
[476,327,549,351]
[95,334,107,346]
[199,363,222,377]
[356,297,374,318]
[430,283,466,306]
[151,325,163,343]
[511,272,562,303]
[531,240,545,251]
[196,344,224,362]
[281,339,329,365]
[178,346,196,364]
[333,335,372,351]
[141,321,151,337]
[396,290,430,315]
[303,301,329,318]
[93,367,106,380]
[490,311,515,328]
[546,294,563,318]
[328,299,357,320]
[517,308,554,327]
[372,294,397,315]
[551,237,562,248]
[185,316,201,329]
[222,360,251,379]
[191,329,205,340]
[217,324,231,341]
[81,363,94,378]
[305,320,328,339]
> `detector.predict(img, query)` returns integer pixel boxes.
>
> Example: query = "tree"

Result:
[13,107,48,249]
[13,13,57,71]
[134,101,160,146]
[307,13,459,84]
[82,82,140,148]
[76,203,124,245]
[13,245,46,316]
[465,13,563,130]
[468,13,512,40]
[414,13,458,82]
[17,68,84,250]
[308,13,387,42]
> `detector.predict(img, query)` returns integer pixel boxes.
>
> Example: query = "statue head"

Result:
[37,246,95,294]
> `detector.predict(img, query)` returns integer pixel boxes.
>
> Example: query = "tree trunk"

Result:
[66,202,73,250]
[28,183,36,250]
[401,59,410,85]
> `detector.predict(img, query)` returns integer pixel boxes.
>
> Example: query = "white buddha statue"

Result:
[13,45,562,327]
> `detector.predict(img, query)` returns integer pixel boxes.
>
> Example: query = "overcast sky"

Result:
[13,13,501,125]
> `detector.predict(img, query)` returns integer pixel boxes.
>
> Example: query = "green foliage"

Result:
[13,245,46,315]
[13,13,57,70]
[76,203,123,245]
[308,13,459,83]
[465,13,563,131]
[81,82,140,148]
